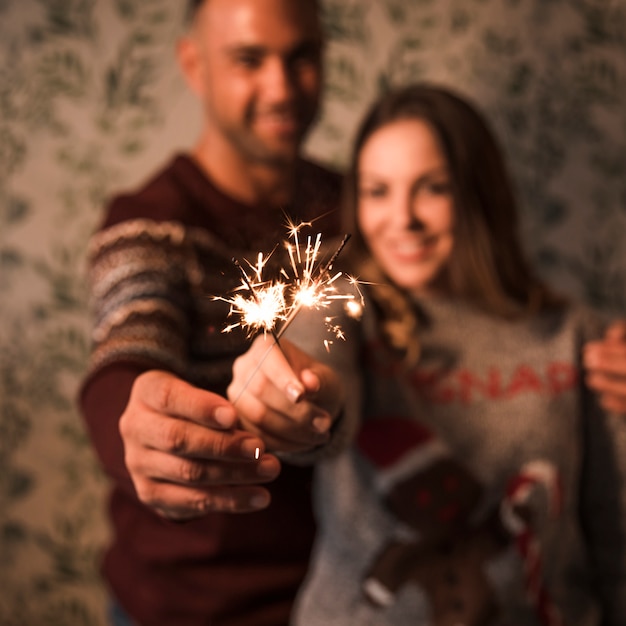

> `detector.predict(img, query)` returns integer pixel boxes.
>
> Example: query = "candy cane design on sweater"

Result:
[501,460,565,626]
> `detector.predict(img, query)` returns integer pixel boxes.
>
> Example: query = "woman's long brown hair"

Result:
[342,84,563,363]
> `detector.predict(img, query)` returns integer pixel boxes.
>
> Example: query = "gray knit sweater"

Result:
[288,294,626,626]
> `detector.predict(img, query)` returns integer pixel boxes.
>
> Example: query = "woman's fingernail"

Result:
[312,415,331,434]
[286,382,304,403]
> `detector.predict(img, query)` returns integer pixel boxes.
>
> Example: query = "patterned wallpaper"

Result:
[1,0,625,623]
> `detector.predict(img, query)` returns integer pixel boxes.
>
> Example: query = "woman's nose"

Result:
[392,193,423,229]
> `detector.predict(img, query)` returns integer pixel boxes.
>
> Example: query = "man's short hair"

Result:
[186,0,205,24]
[186,0,320,24]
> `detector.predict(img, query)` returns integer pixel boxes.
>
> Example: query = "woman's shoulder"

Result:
[537,300,609,343]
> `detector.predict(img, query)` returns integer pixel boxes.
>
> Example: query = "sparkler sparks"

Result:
[215,220,362,346]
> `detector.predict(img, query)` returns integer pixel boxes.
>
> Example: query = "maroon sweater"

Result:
[79,155,342,626]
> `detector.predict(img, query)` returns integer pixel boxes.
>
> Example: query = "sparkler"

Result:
[217,221,359,344]
[214,220,363,402]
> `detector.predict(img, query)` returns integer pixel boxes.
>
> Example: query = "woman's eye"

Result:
[359,186,387,199]
[426,180,451,195]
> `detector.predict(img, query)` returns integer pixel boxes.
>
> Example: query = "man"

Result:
[79,0,343,624]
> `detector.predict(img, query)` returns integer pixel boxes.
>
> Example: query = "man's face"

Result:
[186,0,323,166]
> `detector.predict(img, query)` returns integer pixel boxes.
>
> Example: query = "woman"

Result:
[228,84,626,625]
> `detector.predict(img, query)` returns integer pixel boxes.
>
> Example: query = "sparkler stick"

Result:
[229,335,282,405]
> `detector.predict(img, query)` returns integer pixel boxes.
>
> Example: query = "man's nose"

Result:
[261,58,295,101]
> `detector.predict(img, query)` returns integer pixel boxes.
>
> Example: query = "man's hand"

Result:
[228,335,345,453]
[584,320,626,413]
[119,370,281,520]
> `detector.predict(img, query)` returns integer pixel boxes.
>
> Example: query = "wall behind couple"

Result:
[1,0,624,623]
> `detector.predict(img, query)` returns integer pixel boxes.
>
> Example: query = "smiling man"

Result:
[79,1,342,625]
[180,0,324,198]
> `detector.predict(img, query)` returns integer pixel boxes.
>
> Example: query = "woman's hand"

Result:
[228,335,345,452]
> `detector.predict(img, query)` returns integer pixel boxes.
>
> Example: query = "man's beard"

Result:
[229,103,316,166]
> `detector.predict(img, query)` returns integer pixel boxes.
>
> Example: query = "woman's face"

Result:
[357,119,455,295]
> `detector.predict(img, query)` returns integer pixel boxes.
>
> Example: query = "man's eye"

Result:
[235,54,261,69]
[291,51,320,69]
[289,45,321,69]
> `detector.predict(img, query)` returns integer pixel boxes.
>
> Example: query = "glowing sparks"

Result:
[215,221,363,345]
[221,283,286,335]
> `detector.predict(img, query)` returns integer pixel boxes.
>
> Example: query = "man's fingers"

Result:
[144,483,274,520]
[128,448,280,488]
[597,394,626,414]
[135,370,237,428]
[127,448,282,519]
[122,413,265,462]
[584,343,626,376]
[585,332,626,415]
[586,371,626,398]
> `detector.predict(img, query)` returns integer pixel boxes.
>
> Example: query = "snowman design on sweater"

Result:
[356,417,564,626]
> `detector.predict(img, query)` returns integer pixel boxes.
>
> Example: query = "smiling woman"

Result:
[356,118,456,296]
[228,83,626,626]
[342,85,564,363]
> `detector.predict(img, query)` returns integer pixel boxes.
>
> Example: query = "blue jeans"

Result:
[108,599,137,626]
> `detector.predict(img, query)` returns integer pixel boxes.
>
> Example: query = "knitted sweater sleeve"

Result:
[578,310,626,623]
[84,218,199,378]
[79,218,199,485]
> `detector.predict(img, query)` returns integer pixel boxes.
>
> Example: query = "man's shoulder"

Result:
[300,158,343,193]
[298,158,344,234]
[100,154,201,230]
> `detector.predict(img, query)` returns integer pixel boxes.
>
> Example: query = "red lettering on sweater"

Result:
[424,363,577,404]
[364,341,578,404]
[546,362,578,393]
[408,369,457,404]
[505,365,543,397]
[458,368,502,404]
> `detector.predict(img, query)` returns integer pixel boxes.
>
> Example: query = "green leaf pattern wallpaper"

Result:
[1,0,625,623]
